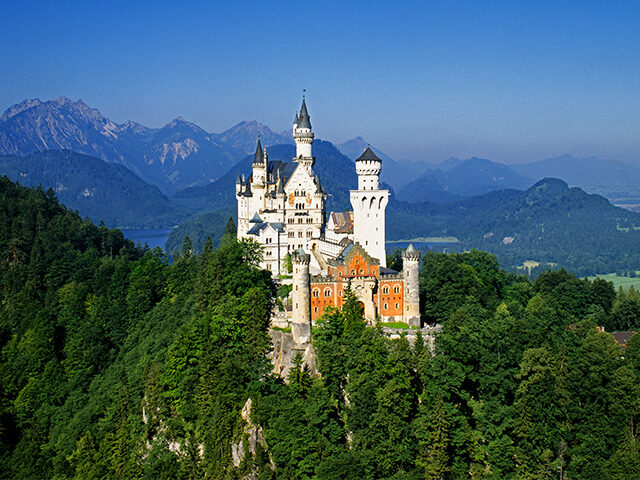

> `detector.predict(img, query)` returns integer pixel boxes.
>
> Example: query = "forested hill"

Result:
[390,177,640,276]
[0,150,191,227]
[3,177,640,478]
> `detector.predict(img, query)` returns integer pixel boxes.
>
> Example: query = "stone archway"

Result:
[350,278,377,324]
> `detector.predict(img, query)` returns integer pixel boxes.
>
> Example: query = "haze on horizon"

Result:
[1,1,639,165]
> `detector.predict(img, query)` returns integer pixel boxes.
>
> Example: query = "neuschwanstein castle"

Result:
[236,97,420,340]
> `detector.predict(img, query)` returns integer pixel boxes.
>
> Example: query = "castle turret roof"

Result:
[293,112,299,125]
[253,138,264,165]
[406,243,417,254]
[356,147,381,162]
[236,173,242,185]
[249,213,262,223]
[297,98,311,129]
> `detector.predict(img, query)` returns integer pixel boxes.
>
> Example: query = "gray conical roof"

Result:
[253,138,264,165]
[236,172,242,185]
[356,147,381,162]
[406,243,417,254]
[293,112,299,125]
[297,98,311,129]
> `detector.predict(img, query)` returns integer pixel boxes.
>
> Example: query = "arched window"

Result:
[314,306,318,313]
[312,289,319,298]
[394,286,400,294]
[384,303,388,309]
[382,286,389,295]
[324,288,331,297]
[359,269,364,275]
[298,231,303,238]
[351,270,355,275]
[395,302,399,309]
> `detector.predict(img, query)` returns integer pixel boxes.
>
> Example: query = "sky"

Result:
[1,0,639,165]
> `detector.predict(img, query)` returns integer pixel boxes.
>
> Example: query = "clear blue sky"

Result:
[1,0,639,164]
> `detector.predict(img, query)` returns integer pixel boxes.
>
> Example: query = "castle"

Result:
[236,97,420,341]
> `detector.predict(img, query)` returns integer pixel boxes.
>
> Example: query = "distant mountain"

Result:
[0,150,190,227]
[173,139,359,215]
[337,137,426,191]
[389,178,640,276]
[511,154,640,187]
[397,157,535,202]
[0,97,246,195]
[215,121,293,154]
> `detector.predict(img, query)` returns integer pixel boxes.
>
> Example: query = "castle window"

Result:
[384,303,388,309]
[395,302,399,309]
[394,286,400,294]
[359,269,364,275]
[382,286,389,295]
[324,289,331,297]
[306,230,312,238]
[314,307,318,313]
[298,231,303,238]
[313,289,319,297]
[298,218,303,224]
[339,290,343,297]
[288,232,294,238]
[351,270,355,275]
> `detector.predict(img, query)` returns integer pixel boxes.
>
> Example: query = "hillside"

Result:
[0,150,191,227]
[390,178,640,276]
[2,176,639,479]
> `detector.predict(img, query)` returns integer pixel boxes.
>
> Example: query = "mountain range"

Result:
[0,98,293,195]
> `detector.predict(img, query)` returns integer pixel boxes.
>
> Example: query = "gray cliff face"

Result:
[0,97,247,195]
[216,120,293,154]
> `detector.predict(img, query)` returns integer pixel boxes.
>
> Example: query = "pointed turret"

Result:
[293,95,314,159]
[236,172,242,185]
[298,97,311,129]
[253,138,264,165]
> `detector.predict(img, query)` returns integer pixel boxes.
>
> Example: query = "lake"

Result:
[119,229,457,254]
[120,228,175,251]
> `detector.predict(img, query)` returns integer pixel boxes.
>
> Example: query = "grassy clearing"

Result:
[588,273,640,291]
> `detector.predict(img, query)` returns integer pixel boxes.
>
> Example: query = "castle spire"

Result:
[252,136,264,165]
[298,97,311,129]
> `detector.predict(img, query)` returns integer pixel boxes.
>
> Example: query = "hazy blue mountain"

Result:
[173,139,360,214]
[0,97,246,195]
[0,150,190,227]
[397,157,535,202]
[511,154,640,187]
[337,136,425,191]
[215,120,293,154]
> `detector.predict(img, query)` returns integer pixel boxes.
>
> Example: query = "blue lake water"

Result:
[386,241,458,251]
[120,228,175,251]
[118,229,456,254]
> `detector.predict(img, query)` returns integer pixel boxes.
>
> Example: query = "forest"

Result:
[1,175,640,479]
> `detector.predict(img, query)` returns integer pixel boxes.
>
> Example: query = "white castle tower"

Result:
[293,96,314,162]
[291,248,311,344]
[402,244,421,327]
[350,147,389,267]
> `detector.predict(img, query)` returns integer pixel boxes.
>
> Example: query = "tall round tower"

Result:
[291,248,311,344]
[293,96,314,162]
[350,147,390,267]
[402,244,421,327]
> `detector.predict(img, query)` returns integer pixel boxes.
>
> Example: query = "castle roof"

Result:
[406,243,417,254]
[249,213,262,223]
[253,138,264,165]
[330,211,354,234]
[247,221,285,235]
[297,98,311,129]
[356,147,381,162]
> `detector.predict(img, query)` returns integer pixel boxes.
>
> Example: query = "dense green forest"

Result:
[2,176,640,479]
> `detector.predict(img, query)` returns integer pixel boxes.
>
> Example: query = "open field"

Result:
[588,273,640,291]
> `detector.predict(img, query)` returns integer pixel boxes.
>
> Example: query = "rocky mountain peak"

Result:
[1,98,43,123]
